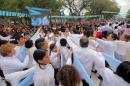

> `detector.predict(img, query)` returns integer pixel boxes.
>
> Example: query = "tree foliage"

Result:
[0,0,64,15]
[64,0,120,16]
[89,0,120,15]
[0,0,120,16]
[63,0,91,16]
[127,9,130,18]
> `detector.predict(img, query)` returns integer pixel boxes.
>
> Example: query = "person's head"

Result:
[115,61,130,83]
[60,26,66,33]
[83,30,94,38]
[50,43,58,53]
[25,40,33,49]
[33,49,50,65]
[35,38,45,49]
[60,38,67,47]
[16,35,25,46]
[37,40,48,49]
[0,40,8,46]
[53,31,60,41]
[107,32,114,40]
[80,37,89,48]
[102,31,108,39]
[73,28,80,34]
[57,65,81,86]
[24,33,30,40]
[0,43,15,57]
[120,34,130,42]
[124,34,130,42]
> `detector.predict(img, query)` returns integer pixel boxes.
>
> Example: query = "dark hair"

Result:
[54,31,59,35]
[124,34,130,42]
[49,43,56,54]
[60,26,66,32]
[57,65,81,86]
[102,31,108,39]
[33,49,46,64]
[25,40,33,48]
[105,32,116,40]
[80,37,89,48]
[73,29,80,34]
[24,32,30,36]
[15,35,24,41]
[60,38,67,46]
[113,33,119,40]
[0,40,8,46]
[35,38,45,49]
[115,61,130,83]
[127,24,130,28]
[83,30,94,37]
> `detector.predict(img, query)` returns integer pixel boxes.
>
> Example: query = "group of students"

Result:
[0,20,130,86]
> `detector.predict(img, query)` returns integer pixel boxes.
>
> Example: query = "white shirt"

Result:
[27,47,37,68]
[0,35,14,41]
[50,52,61,69]
[96,39,116,58]
[98,68,130,86]
[67,37,105,76]
[68,34,99,50]
[0,76,6,86]
[31,28,45,43]
[15,46,36,68]
[14,45,25,61]
[33,64,55,86]
[114,41,127,60]
[126,42,130,61]
[5,66,35,86]
[59,47,69,66]
[0,55,29,75]
[114,40,130,61]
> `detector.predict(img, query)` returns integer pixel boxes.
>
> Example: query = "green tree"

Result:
[127,9,130,18]
[0,0,64,15]
[63,0,91,16]
[89,0,120,15]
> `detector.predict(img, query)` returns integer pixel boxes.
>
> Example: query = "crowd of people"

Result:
[0,19,130,86]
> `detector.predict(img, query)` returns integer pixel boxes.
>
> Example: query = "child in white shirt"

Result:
[33,49,55,86]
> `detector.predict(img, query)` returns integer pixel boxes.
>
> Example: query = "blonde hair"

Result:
[0,43,15,57]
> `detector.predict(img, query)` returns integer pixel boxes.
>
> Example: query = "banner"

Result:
[26,6,50,26]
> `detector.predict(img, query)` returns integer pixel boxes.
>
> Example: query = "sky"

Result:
[114,0,130,17]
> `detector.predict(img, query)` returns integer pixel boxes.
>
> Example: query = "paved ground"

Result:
[91,73,100,86]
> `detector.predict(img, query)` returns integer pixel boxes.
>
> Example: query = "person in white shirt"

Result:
[35,38,45,49]
[35,38,49,50]
[48,31,60,47]
[59,38,71,67]
[50,43,61,69]
[115,32,130,61]
[98,61,130,86]
[0,35,14,41]
[33,49,55,86]
[67,37,105,76]
[31,27,45,43]
[24,39,36,68]
[0,43,30,75]
[68,30,99,51]
[14,35,26,62]
[50,43,61,85]
[95,32,117,58]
